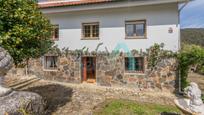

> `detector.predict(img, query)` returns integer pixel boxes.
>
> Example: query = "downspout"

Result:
[179,1,189,12]
[178,0,190,94]
[178,0,189,50]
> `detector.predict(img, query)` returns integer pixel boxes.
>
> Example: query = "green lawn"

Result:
[94,100,182,115]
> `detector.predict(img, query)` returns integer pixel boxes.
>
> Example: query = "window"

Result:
[125,57,144,73]
[125,20,146,39]
[44,56,58,70]
[52,25,59,41]
[82,22,99,39]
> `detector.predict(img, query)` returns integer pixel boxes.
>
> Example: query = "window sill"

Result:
[81,38,99,40]
[125,36,146,39]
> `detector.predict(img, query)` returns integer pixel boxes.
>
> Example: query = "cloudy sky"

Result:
[180,0,204,28]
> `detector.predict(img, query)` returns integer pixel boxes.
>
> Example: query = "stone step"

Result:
[8,77,37,88]
[4,79,18,86]
[11,78,41,90]
[6,78,31,87]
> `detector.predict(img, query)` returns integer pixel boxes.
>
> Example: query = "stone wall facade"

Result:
[9,51,177,90]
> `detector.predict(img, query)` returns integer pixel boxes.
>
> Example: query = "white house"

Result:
[38,0,188,52]
[34,0,189,88]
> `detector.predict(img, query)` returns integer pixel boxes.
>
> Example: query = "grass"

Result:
[94,100,182,115]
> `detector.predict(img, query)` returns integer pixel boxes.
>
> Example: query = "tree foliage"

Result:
[178,44,204,89]
[0,0,53,66]
[181,28,204,47]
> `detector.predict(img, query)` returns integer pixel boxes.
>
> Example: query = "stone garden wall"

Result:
[7,50,177,91]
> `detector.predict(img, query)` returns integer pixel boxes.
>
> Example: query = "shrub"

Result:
[147,43,176,70]
[196,64,204,75]
[178,44,204,89]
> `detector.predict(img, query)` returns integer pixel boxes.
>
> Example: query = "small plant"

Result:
[147,43,162,70]
[95,43,103,52]
[18,99,32,115]
[62,47,69,57]
[18,108,30,115]
[48,45,61,56]
[202,94,204,103]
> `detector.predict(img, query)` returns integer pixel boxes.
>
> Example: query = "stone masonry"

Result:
[8,50,177,91]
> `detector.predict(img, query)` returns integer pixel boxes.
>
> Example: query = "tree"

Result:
[181,28,204,47]
[178,45,204,90]
[0,0,53,66]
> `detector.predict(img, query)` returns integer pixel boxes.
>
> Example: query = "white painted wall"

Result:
[44,3,180,52]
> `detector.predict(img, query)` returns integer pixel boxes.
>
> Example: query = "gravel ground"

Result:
[21,80,177,115]
[4,76,178,115]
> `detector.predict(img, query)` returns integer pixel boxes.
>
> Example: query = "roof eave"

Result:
[40,0,187,14]
[38,0,189,9]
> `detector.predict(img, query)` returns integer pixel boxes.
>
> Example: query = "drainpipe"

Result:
[178,0,190,50]
[178,0,190,94]
[179,0,190,12]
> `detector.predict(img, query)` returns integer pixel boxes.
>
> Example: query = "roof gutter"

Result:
[179,0,191,12]
[40,0,191,14]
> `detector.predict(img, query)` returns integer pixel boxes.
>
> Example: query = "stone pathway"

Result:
[4,76,178,115]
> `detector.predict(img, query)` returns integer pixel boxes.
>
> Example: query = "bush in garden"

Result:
[178,44,204,89]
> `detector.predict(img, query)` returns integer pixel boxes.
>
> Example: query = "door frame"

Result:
[81,56,96,83]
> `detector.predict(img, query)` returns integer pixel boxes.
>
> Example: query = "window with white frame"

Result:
[125,20,146,39]
[44,56,58,70]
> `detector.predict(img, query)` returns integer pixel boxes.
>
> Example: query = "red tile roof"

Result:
[38,0,114,8]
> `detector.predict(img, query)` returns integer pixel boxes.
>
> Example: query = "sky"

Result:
[180,0,204,28]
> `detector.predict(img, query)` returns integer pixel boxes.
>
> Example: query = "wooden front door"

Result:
[82,57,96,83]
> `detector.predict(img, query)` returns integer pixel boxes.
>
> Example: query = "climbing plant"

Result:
[178,44,204,89]
[147,43,176,70]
